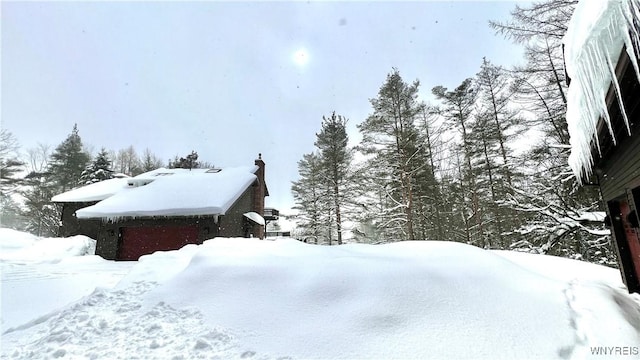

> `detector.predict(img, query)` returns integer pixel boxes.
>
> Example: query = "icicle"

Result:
[585,48,611,144]
[564,0,640,182]
[623,0,640,86]
[594,127,602,158]
[606,54,632,136]
[592,48,616,144]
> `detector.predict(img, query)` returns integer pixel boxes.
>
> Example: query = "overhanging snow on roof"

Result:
[564,0,640,182]
[243,212,265,226]
[75,166,259,219]
[51,177,131,203]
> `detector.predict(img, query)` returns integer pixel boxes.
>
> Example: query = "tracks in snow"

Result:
[1,281,286,360]
[559,279,640,359]
[558,280,588,359]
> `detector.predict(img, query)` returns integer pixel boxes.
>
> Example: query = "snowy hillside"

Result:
[1,229,639,359]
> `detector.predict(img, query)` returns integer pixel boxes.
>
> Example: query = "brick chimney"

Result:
[252,153,266,239]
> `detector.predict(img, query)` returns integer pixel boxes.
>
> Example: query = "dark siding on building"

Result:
[60,202,101,239]
[595,46,640,200]
[219,187,254,238]
[592,46,640,293]
[56,160,267,260]
[95,216,219,260]
[597,134,640,201]
[607,197,640,293]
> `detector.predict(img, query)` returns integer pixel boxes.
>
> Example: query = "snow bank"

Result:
[137,238,637,359]
[494,250,624,287]
[0,228,96,263]
[2,281,270,360]
[117,243,202,286]
[0,229,132,334]
[564,0,640,181]
[2,236,639,359]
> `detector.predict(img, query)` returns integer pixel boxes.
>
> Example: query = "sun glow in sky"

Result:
[292,48,309,67]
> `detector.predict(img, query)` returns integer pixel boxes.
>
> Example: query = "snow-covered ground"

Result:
[1,229,639,359]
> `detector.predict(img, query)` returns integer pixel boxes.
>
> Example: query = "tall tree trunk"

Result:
[394,103,415,240]
[487,82,513,189]
[481,127,504,248]
[406,173,415,240]
[422,110,444,240]
[522,78,568,144]
[457,105,481,244]
[545,38,567,105]
[333,173,343,245]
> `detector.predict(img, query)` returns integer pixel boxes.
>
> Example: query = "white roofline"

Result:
[72,165,260,219]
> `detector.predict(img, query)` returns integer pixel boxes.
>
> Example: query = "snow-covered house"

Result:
[52,155,268,260]
[564,0,640,292]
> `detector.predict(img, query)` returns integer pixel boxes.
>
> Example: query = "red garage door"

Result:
[119,226,199,261]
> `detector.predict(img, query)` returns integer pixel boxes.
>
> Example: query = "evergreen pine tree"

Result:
[0,129,25,195]
[21,171,61,236]
[314,112,354,245]
[475,58,521,190]
[0,129,26,229]
[47,124,91,191]
[416,108,448,241]
[291,152,332,244]
[80,148,114,184]
[472,58,525,248]
[358,69,435,241]
[432,79,481,245]
[169,151,200,170]
[0,195,26,230]
[490,0,614,264]
[141,148,164,172]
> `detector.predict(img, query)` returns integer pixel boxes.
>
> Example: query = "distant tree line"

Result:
[292,0,616,267]
[0,124,212,236]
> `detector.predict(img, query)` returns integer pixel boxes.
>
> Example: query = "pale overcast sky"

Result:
[2,1,525,212]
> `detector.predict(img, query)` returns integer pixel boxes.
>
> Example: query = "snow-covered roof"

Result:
[564,0,640,182]
[51,177,131,202]
[243,212,265,226]
[73,166,258,219]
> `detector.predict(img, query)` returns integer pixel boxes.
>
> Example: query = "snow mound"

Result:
[2,236,638,359]
[137,238,638,359]
[117,243,202,287]
[493,250,624,286]
[3,282,279,360]
[0,228,39,249]
[0,228,96,263]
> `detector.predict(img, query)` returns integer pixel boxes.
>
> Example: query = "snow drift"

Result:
[0,228,96,263]
[3,232,638,359]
